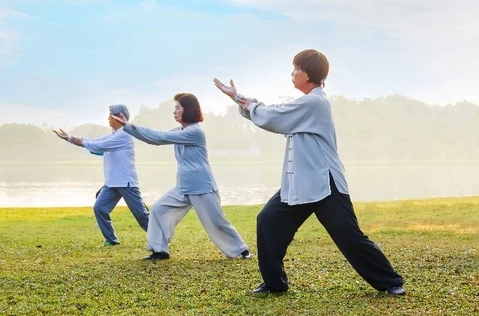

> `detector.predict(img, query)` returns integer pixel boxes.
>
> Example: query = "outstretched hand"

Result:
[213,78,237,98]
[110,113,128,126]
[52,128,69,140]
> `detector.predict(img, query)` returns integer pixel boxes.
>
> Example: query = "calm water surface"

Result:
[1,162,478,207]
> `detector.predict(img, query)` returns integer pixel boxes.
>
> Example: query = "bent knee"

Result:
[93,203,109,215]
[257,209,275,226]
[150,203,170,216]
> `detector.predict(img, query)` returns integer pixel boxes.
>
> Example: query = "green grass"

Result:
[1,198,478,315]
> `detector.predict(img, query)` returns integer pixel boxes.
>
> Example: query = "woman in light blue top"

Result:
[112,93,250,260]
[53,104,149,247]
[214,49,405,295]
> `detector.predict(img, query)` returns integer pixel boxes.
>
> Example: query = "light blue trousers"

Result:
[93,186,149,243]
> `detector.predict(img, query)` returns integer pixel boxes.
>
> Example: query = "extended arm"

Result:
[52,129,85,147]
[245,97,312,134]
[122,124,198,146]
[82,131,131,153]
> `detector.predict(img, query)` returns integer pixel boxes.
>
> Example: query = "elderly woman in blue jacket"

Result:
[112,93,250,260]
[214,49,405,295]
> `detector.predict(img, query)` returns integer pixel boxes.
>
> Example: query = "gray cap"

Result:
[109,104,130,121]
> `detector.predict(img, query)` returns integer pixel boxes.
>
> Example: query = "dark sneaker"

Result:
[250,283,287,295]
[102,241,120,247]
[387,285,406,296]
[241,249,252,259]
[143,251,170,261]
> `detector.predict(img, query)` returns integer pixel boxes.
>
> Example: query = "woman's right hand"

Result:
[213,78,237,98]
[110,113,127,126]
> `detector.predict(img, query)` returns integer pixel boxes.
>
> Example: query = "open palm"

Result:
[52,128,69,140]
[213,78,237,97]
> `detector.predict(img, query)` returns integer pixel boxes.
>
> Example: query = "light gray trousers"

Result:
[147,187,248,258]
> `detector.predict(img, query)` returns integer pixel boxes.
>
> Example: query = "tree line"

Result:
[1,94,478,162]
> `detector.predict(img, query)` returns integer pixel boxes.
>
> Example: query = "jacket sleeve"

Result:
[82,131,132,153]
[237,106,252,121]
[123,124,199,145]
[247,95,313,134]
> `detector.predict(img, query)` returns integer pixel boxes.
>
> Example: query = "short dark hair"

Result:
[175,93,204,123]
[293,49,329,87]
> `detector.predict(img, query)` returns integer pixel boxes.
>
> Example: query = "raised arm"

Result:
[241,95,322,135]
[123,123,199,146]
[82,131,131,153]
[110,111,201,146]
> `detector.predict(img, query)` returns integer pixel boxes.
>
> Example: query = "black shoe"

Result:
[102,241,120,247]
[241,249,252,259]
[387,285,406,296]
[142,251,170,261]
[250,283,287,294]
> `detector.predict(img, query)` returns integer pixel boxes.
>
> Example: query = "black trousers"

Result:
[257,174,404,291]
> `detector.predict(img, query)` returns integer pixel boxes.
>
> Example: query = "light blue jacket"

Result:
[239,87,349,205]
[82,129,140,188]
[123,123,218,195]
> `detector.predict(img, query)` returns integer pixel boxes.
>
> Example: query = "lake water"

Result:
[1,162,479,207]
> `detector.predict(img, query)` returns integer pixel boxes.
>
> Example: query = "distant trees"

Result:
[331,95,479,161]
[1,95,479,162]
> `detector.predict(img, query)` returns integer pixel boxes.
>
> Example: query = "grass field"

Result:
[1,198,478,315]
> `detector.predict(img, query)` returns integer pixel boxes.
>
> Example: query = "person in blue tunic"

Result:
[53,104,149,247]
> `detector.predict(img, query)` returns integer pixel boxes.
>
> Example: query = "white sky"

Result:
[0,0,478,128]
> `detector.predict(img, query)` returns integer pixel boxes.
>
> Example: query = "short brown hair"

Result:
[173,93,186,101]
[175,93,204,123]
[293,49,329,87]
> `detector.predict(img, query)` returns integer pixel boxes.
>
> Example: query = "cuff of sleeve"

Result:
[248,102,259,112]
[82,140,90,150]
[233,93,244,104]
[123,123,133,132]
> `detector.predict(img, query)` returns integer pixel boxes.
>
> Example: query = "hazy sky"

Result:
[0,0,477,128]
